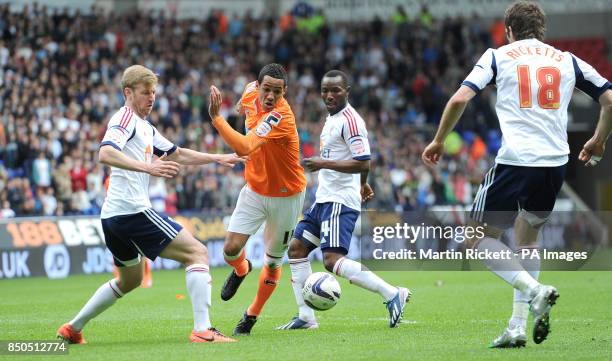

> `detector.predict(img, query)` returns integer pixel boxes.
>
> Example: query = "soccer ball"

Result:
[302,272,341,311]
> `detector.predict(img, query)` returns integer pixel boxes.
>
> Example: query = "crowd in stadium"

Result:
[0,2,504,218]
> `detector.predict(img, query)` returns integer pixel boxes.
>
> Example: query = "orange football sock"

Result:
[246,265,281,317]
[141,259,153,288]
[224,249,249,277]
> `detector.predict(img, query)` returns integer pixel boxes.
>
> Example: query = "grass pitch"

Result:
[1,265,610,361]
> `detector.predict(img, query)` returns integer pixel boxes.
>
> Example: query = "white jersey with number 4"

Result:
[100,106,177,218]
[316,103,371,211]
[463,38,612,167]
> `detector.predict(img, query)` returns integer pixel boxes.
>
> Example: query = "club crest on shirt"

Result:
[256,121,272,136]
[265,111,282,126]
[350,138,365,154]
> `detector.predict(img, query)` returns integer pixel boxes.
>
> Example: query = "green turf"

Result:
[1,265,610,361]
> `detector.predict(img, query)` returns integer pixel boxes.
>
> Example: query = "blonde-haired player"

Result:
[57,65,242,344]
[208,63,307,336]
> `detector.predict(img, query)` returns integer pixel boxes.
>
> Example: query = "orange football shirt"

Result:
[240,81,306,197]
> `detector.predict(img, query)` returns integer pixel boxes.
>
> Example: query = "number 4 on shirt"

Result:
[321,220,330,241]
[517,65,561,109]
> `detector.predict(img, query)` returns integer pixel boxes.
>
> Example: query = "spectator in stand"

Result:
[0,2,548,217]
[7,178,25,214]
[41,187,58,216]
[86,162,105,211]
[0,200,15,218]
[52,158,72,210]
[164,186,178,216]
[32,152,52,188]
[149,177,167,214]
[70,158,88,193]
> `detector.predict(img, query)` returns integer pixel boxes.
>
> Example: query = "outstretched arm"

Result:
[164,147,244,167]
[579,89,612,166]
[421,85,476,167]
[302,158,369,174]
[303,158,373,201]
[99,145,179,178]
[208,85,265,156]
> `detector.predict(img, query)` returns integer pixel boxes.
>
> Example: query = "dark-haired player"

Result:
[277,70,410,331]
[209,63,307,336]
[422,1,612,348]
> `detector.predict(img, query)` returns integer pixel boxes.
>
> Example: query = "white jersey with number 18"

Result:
[463,38,611,167]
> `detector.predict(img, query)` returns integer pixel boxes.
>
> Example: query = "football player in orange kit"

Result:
[208,63,307,336]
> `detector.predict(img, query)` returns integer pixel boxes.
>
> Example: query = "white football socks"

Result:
[289,258,315,322]
[70,278,123,331]
[509,248,541,329]
[333,257,397,301]
[476,237,540,296]
[185,264,212,332]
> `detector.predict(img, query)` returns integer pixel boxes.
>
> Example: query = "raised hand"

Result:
[208,85,222,119]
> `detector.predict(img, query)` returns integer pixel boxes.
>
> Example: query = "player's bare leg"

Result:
[221,232,252,301]
[112,259,153,288]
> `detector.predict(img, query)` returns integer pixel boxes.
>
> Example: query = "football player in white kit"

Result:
[57,65,243,344]
[422,1,612,348]
[277,70,410,330]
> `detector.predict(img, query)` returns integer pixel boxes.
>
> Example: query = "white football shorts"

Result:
[228,185,305,258]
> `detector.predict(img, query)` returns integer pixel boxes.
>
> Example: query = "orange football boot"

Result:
[189,328,236,343]
[57,323,86,344]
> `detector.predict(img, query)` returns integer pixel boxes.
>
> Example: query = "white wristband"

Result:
[587,156,602,166]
